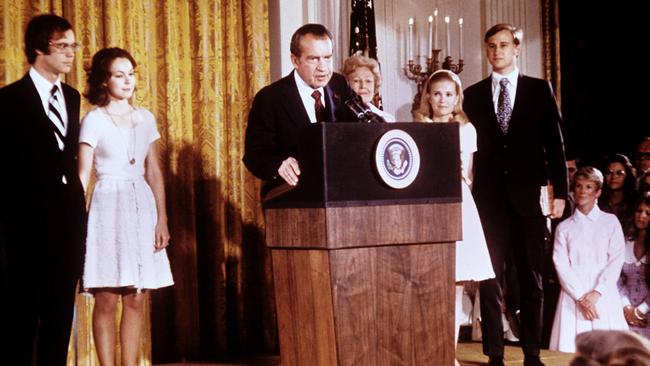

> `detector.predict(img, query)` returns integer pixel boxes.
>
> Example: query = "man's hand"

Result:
[278,157,301,186]
[550,198,566,219]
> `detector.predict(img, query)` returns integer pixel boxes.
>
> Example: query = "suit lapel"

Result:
[477,78,503,136]
[507,74,527,131]
[61,83,79,153]
[280,71,312,128]
[323,83,340,122]
[21,74,65,154]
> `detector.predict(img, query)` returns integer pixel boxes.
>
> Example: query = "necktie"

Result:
[48,85,66,150]
[311,90,326,122]
[497,78,513,134]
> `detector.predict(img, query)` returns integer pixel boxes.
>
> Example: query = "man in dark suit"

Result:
[243,23,357,191]
[0,14,86,365]
[463,24,568,366]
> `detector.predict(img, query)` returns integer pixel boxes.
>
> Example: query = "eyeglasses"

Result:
[604,169,626,177]
[48,41,82,53]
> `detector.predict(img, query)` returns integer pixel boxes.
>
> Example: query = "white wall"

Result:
[269,0,543,121]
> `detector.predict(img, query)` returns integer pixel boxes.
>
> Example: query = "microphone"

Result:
[344,94,386,123]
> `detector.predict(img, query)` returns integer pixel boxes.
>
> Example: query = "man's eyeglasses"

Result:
[48,41,82,53]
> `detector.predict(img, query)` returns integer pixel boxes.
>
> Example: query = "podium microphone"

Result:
[345,94,386,123]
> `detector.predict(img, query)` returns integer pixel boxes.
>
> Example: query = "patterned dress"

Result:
[618,240,650,339]
[80,107,174,291]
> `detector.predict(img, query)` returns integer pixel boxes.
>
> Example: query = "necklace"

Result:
[104,106,136,165]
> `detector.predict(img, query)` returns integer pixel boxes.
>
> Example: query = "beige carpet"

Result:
[156,342,575,365]
[457,341,574,366]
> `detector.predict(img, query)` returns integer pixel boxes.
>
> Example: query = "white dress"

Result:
[456,123,495,281]
[549,206,627,352]
[80,107,174,291]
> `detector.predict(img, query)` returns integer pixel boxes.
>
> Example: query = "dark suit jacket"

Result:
[243,71,357,185]
[0,74,86,269]
[464,74,568,217]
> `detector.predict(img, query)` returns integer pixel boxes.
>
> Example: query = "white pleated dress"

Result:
[549,206,627,352]
[456,123,495,281]
[80,108,174,291]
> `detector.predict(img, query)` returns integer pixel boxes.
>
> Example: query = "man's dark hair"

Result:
[84,47,137,107]
[484,23,522,45]
[24,14,73,64]
[290,23,333,57]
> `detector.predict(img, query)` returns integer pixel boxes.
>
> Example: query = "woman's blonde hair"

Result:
[341,54,382,97]
[413,69,468,124]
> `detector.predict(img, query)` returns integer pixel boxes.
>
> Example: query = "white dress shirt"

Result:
[293,71,324,123]
[491,68,519,115]
[29,67,68,130]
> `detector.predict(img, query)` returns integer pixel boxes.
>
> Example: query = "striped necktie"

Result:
[311,90,326,122]
[48,84,66,150]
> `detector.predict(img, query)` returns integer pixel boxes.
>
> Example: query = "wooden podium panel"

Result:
[263,123,461,365]
[265,203,461,249]
[271,243,454,366]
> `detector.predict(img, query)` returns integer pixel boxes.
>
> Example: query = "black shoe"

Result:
[524,356,545,366]
[487,356,505,366]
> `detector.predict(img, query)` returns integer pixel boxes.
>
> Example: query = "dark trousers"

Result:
[0,234,82,366]
[479,205,546,358]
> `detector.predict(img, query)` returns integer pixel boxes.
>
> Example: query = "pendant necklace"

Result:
[104,106,137,165]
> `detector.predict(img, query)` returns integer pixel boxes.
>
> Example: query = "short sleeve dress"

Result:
[618,240,650,339]
[80,107,173,291]
[456,122,495,281]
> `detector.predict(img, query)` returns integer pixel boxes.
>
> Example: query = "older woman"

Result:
[341,54,396,122]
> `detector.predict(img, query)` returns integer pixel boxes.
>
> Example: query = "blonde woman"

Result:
[414,70,495,362]
[342,54,395,122]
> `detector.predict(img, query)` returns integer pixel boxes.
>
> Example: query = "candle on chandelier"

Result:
[445,16,451,57]
[459,18,464,60]
[408,17,414,62]
[434,9,439,50]
[427,15,433,58]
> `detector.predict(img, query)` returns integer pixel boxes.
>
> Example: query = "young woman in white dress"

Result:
[78,47,173,365]
[549,167,627,352]
[414,70,495,363]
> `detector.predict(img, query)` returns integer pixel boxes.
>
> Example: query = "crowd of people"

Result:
[1,11,649,366]
[243,20,650,366]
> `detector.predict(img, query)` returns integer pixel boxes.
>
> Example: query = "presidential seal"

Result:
[375,129,420,189]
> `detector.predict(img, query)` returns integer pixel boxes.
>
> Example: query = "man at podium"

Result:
[243,23,356,193]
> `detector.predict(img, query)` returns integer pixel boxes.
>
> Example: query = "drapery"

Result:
[0,0,276,363]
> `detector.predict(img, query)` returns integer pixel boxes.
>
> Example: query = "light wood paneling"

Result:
[271,250,338,366]
[330,243,455,365]
[265,203,461,249]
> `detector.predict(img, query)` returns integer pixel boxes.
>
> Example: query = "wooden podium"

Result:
[263,123,462,366]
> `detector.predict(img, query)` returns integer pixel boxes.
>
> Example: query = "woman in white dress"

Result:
[413,69,495,362]
[549,167,627,353]
[78,48,174,365]
[342,54,396,122]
